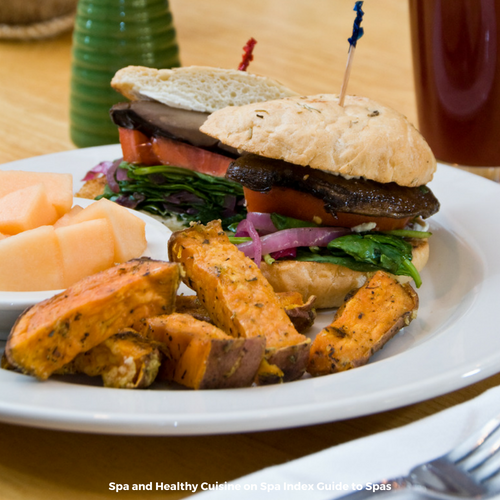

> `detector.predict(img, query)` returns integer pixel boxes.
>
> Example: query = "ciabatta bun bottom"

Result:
[260,239,429,309]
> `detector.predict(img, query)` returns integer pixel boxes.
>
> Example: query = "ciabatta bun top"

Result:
[200,94,437,187]
[111,65,298,114]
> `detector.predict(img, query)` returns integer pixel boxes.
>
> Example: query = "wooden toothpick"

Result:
[339,1,364,107]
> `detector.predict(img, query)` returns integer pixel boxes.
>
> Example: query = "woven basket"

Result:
[0,0,78,40]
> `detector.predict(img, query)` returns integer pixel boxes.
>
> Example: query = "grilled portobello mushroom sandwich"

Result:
[77,65,298,230]
[200,94,440,308]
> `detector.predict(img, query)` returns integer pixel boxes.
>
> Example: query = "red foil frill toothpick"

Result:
[238,37,257,71]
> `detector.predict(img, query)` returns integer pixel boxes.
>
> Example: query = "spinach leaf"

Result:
[296,248,381,272]
[381,229,432,238]
[270,213,319,230]
[297,232,422,287]
[327,233,421,286]
[99,162,246,229]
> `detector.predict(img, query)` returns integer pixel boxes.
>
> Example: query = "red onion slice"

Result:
[82,159,127,193]
[106,160,120,193]
[236,219,262,266]
[246,212,277,234]
[237,227,349,261]
[115,164,130,181]
[221,195,237,218]
[270,248,297,260]
[82,161,113,181]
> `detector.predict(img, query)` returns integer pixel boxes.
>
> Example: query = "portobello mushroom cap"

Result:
[110,101,238,155]
[226,154,440,220]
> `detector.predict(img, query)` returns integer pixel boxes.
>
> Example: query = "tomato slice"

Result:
[244,186,409,230]
[118,127,232,177]
[118,128,159,165]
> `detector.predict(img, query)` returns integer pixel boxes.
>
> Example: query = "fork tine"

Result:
[469,450,500,484]
[446,415,500,463]
[458,426,500,472]
[482,468,500,492]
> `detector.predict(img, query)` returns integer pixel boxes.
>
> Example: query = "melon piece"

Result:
[0,225,64,291]
[0,170,73,216]
[53,205,84,229]
[0,184,59,234]
[0,233,9,240]
[71,198,147,262]
[55,218,115,288]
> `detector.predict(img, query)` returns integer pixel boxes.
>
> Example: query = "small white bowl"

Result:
[0,200,172,339]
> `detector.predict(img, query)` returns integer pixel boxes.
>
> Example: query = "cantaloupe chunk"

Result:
[0,184,59,234]
[53,205,84,229]
[55,218,115,287]
[0,170,72,216]
[71,198,147,262]
[0,225,64,291]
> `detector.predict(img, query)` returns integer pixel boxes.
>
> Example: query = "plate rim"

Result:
[0,144,499,435]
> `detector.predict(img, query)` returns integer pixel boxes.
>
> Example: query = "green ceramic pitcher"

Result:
[70,0,180,148]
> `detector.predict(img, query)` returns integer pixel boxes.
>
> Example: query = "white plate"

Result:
[0,145,499,436]
[0,196,172,336]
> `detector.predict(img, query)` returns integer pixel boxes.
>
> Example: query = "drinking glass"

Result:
[409,0,500,181]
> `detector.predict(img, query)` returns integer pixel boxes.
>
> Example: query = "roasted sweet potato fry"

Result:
[254,358,285,385]
[168,221,310,382]
[308,271,418,376]
[174,295,213,323]
[0,353,14,371]
[277,292,317,332]
[174,292,316,333]
[6,258,180,380]
[60,330,165,388]
[143,313,266,389]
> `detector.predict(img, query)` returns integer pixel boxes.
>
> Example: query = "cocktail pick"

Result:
[338,1,364,106]
[238,37,257,71]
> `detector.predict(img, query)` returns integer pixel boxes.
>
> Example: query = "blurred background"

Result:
[0,0,414,162]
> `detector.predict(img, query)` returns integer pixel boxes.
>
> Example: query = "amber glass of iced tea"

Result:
[409,0,500,180]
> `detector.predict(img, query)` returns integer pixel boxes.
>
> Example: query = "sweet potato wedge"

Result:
[0,353,14,371]
[60,330,165,388]
[277,292,317,332]
[308,271,418,376]
[174,295,213,323]
[174,292,316,333]
[254,358,284,385]
[142,313,266,389]
[5,258,180,380]
[168,221,310,382]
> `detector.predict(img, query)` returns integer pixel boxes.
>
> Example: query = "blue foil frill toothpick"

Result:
[347,1,364,48]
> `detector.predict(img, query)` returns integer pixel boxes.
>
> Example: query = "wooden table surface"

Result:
[1,1,499,499]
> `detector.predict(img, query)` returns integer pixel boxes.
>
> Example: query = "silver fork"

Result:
[337,415,500,499]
